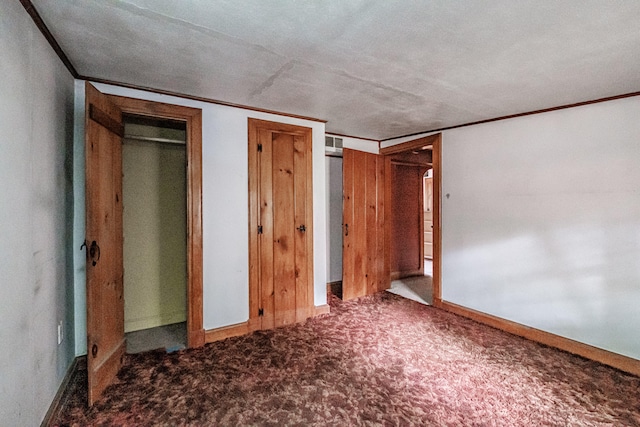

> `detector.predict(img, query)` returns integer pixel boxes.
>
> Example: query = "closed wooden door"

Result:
[342,148,387,300]
[85,83,125,405]
[248,119,314,329]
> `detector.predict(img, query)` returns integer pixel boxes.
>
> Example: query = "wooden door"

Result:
[423,176,433,259]
[342,148,387,300]
[85,83,125,405]
[248,119,314,330]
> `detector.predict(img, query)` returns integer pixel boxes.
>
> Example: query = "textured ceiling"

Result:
[31,0,640,140]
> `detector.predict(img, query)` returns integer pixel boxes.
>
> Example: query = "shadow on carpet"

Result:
[54,292,640,426]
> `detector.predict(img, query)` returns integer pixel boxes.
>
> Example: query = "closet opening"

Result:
[121,114,188,354]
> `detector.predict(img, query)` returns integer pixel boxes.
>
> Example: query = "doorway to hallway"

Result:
[380,133,442,305]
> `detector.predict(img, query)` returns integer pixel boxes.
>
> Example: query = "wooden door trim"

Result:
[248,118,314,328]
[431,134,442,304]
[380,134,439,155]
[382,133,441,301]
[108,95,205,348]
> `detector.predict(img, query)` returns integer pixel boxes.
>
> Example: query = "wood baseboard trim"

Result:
[315,304,331,316]
[41,355,86,427]
[188,328,206,348]
[206,304,332,344]
[205,322,250,344]
[439,300,640,377]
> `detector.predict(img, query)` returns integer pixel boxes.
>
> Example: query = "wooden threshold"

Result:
[315,305,331,316]
[205,322,251,344]
[436,300,640,377]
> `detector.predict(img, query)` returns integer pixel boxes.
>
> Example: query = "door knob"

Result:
[89,240,101,266]
[297,225,306,233]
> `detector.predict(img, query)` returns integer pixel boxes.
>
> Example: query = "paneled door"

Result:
[84,83,125,405]
[342,148,387,300]
[248,119,314,329]
[423,176,433,259]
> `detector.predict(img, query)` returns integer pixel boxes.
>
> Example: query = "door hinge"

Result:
[258,225,263,234]
[258,308,264,316]
[257,143,263,152]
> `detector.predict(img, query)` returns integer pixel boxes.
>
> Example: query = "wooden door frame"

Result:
[107,95,205,348]
[248,118,314,330]
[380,133,442,304]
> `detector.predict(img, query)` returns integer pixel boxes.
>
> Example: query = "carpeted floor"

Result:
[55,292,640,426]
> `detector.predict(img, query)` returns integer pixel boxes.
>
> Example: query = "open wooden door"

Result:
[85,82,126,405]
[248,119,314,330]
[342,148,387,300]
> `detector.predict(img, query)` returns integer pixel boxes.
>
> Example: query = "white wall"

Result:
[328,134,379,154]
[440,96,640,360]
[0,2,76,424]
[73,82,327,340]
[325,156,343,283]
[73,81,87,355]
[122,138,187,332]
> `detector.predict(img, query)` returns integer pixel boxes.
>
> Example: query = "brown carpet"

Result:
[55,292,640,426]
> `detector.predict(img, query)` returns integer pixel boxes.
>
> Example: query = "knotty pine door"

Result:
[342,148,387,300]
[248,119,314,330]
[85,83,126,406]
